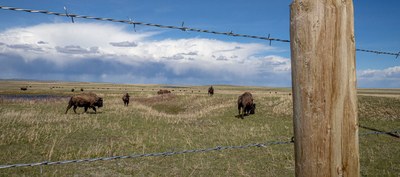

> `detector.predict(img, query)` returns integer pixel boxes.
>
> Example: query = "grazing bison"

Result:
[122,93,130,106]
[20,87,28,91]
[65,92,103,114]
[237,92,256,118]
[157,89,171,94]
[71,88,75,92]
[80,88,84,91]
[208,86,214,96]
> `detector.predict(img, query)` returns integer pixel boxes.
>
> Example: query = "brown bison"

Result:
[237,92,256,118]
[208,86,214,96]
[65,92,103,114]
[20,87,28,91]
[157,89,171,94]
[122,93,130,106]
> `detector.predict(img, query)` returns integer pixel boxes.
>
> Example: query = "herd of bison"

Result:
[62,86,255,118]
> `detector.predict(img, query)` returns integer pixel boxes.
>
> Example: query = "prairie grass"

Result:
[0,81,399,176]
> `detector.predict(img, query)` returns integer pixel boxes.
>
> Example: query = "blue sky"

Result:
[0,0,399,88]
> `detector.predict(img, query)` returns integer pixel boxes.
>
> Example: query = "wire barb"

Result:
[267,34,272,46]
[180,21,188,31]
[63,6,74,23]
[128,17,136,32]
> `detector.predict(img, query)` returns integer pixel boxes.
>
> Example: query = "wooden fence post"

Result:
[290,0,359,176]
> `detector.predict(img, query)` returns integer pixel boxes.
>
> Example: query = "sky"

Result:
[0,0,399,88]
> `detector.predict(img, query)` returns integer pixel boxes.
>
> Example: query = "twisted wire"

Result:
[0,140,293,169]
[0,5,289,43]
[1,5,398,57]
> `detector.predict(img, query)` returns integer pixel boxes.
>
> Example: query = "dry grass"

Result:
[0,80,399,176]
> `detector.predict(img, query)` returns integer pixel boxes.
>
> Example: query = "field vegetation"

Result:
[0,80,399,176]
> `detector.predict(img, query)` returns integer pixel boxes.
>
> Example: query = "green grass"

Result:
[0,80,399,176]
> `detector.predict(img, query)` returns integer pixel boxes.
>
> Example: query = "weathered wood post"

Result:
[290,0,359,176]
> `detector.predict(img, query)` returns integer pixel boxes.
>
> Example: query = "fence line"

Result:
[356,49,400,58]
[359,128,400,137]
[0,139,294,169]
[0,5,289,43]
[0,129,398,170]
[0,3,399,171]
[0,5,398,57]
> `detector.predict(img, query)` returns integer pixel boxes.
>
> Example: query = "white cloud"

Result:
[0,22,292,86]
[358,66,400,79]
[358,66,400,88]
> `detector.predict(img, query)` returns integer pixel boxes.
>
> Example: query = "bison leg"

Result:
[65,104,72,114]
[92,106,97,113]
[250,103,256,114]
[238,106,244,119]
[244,106,249,116]
[73,105,78,113]
[240,107,246,119]
[84,106,89,113]
[126,101,129,106]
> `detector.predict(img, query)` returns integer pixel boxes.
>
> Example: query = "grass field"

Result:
[0,80,399,176]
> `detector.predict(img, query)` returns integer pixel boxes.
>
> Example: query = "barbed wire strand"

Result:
[0,129,399,170]
[359,125,400,138]
[0,5,288,43]
[359,129,400,137]
[356,49,400,58]
[0,5,398,57]
[0,140,293,169]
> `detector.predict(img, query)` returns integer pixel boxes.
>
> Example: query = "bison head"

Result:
[94,97,103,107]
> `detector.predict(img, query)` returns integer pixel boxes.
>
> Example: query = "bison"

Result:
[208,86,214,96]
[65,92,103,114]
[122,93,130,106]
[237,92,256,118]
[20,87,28,91]
[157,89,171,94]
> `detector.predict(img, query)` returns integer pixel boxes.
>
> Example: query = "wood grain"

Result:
[290,0,359,176]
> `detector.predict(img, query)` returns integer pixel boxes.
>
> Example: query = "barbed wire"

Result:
[359,129,400,137]
[0,5,289,43]
[0,139,293,169]
[1,5,398,57]
[356,49,400,58]
[0,128,398,170]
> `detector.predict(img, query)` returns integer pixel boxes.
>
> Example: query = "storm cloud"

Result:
[109,41,138,47]
[7,44,44,52]
[0,22,292,86]
[56,45,99,54]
